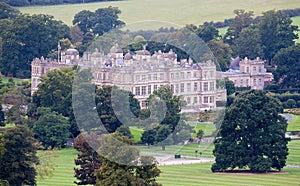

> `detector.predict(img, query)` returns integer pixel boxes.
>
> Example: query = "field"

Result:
[158,163,300,186]
[287,114,300,131]
[37,148,78,186]
[18,0,300,30]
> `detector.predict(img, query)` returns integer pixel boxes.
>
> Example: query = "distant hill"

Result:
[1,0,118,7]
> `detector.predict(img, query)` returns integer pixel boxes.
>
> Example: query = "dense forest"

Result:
[1,0,117,7]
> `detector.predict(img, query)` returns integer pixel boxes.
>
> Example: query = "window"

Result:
[154,85,158,91]
[135,87,140,95]
[171,73,174,79]
[258,78,262,85]
[135,75,140,82]
[209,82,214,91]
[153,74,157,80]
[194,82,198,91]
[171,84,174,93]
[175,73,179,79]
[187,72,191,78]
[253,79,257,86]
[203,82,208,91]
[246,67,249,73]
[148,85,151,94]
[253,66,257,72]
[142,75,146,81]
[148,74,151,81]
[193,97,197,104]
[240,79,243,85]
[204,96,209,103]
[259,67,262,73]
[175,84,179,93]
[246,79,249,86]
[210,96,214,103]
[160,73,164,80]
[142,86,146,95]
[210,71,214,78]
[193,71,197,78]
[187,83,191,92]
[187,97,191,104]
[180,83,185,93]
[180,72,184,79]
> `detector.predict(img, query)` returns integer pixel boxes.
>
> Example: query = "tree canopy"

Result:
[73,6,125,36]
[212,90,289,172]
[0,125,39,185]
[273,44,300,89]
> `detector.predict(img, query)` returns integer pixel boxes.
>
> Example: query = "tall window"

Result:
[180,83,184,93]
[180,72,184,79]
[187,72,191,78]
[175,84,179,93]
[193,97,197,104]
[160,73,164,80]
[187,97,191,104]
[148,85,151,94]
[148,74,151,81]
[175,73,179,79]
[142,75,146,81]
[135,87,140,95]
[203,82,208,91]
[209,82,214,91]
[203,96,209,103]
[187,83,191,92]
[135,75,140,82]
[153,74,157,80]
[194,82,198,92]
[154,85,158,91]
[142,86,146,95]
[210,96,214,103]
[171,84,174,93]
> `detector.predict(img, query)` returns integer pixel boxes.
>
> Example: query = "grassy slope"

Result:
[287,114,300,131]
[292,16,300,43]
[37,148,78,186]
[19,0,300,30]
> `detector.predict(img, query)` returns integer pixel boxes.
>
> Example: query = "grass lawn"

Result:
[158,162,300,186]
[37,147,78,186]
[190,123,216,137]
[287,114,300,131]
[287,140,300,166]
[292,16,300,43]
[19,0,300,30]
[129,126,143,142]
[1,77,29,84]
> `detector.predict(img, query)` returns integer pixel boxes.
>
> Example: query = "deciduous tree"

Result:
[212,90,289,172]
[0,125,39,186]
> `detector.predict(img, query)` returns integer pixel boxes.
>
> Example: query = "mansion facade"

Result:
[31,46,227,111]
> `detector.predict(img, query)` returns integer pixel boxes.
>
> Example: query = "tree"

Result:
[224,9,254,45]
[74,133,101,185]
[234,26,263,59]
[95,132,161,186]
[258,10,298,61]
[73,6,125,36]
[217,78,236,95]
[212,90,289,172]
[116,125,134,139]
[0,125,39,186]
[32,67,79,137]
[1,14,70,77]
[95,86,140,133]
[187,23,219,42]
[0,2,20,19]
[273,44,300,89]
[33,107,70,149]
[207,39,233,71]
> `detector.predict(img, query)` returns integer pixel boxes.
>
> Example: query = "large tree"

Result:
[32,67,79,137]
[207,39,233,71]
[273,44,300,89]
[0,2,20,19]
[73,6,125,36]
[1,14,70,77]
[0,125,39,186]
[74,133,101,185]
[95,132,161,186]
[212,90,289,172]
[33,107,70,149]
[224,9,254,45]
[234,26,263,59]
[258,10,298,62]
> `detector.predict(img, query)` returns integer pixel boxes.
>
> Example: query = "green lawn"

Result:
[288,114,300,131]
[287,140,300,166]
[292,16,300,43]
[19,0,300,30]
[1,77,28,84]
[37,147,78,186]
[190,123,216,137]
[158,163,300,186]
[129,126,143,142]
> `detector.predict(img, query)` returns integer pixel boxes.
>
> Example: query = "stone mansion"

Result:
[31,45,269,111]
